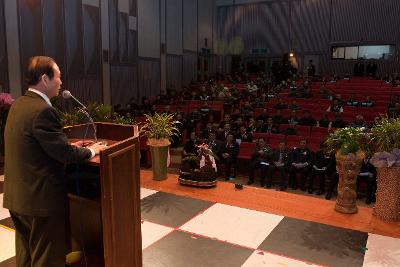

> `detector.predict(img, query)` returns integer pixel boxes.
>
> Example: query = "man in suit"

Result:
[357,154,377,204]
[267,140,290,190]
[247,137,272,187]
[220,133,239,180]
[3,56,106,267]
[307,143,335,195]
[288,139,313,190]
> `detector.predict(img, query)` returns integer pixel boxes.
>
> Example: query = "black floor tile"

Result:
[0,217,14,230]
[257,217,368,267]
[141,192,214,228]
[143,230,253,267]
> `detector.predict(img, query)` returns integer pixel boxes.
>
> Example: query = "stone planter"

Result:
[373,167,400,221]
[335,151,364,214]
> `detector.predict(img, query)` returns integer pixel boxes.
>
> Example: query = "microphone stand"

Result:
[77,108,97,142]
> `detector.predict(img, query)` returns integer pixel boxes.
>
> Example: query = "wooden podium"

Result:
[64,122,142,267]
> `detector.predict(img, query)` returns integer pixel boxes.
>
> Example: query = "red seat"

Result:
[311,127,329,138]
[237,142,256,160]
[296,125,311,137]
[252,132,269,141]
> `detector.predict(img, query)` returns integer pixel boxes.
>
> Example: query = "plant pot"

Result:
[335,151,364,214]
[373,167,400,221]
[149,144,170,180]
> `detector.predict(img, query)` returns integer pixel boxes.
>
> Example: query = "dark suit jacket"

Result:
[3,91,92,216]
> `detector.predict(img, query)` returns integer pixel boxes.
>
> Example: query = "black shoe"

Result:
[279,186,287,191]
[247,180,254,185]
[266,184,272,188]
[308,189,313,194]
[325,192,332,200]
[316,190,324,195]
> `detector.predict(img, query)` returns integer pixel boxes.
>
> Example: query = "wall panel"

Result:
[0,0,8,92]
[166,54,183,90]
[138,58,160,100]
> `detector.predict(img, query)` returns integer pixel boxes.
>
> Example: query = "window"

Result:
[331,45,395,60]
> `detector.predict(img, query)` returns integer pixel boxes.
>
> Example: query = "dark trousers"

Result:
[10,211,66,267]
[223,157,237,178]
[267,165,288,188]
[289,165,311,190]
[308,169,327,192]
[357,175,377,201]
[326,172,339,194]
[248,161,269,186]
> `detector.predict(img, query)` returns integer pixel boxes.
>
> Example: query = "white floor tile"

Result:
[363,233,400,267]
[0,194,10,221]
[179,203,284,249]
[0,226,15,262]
[141,221,174,250]
[242,250,323,267]
[140,188,158,200]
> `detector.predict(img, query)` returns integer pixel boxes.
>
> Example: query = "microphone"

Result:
[62,90,97,142]
[62,90,87,111]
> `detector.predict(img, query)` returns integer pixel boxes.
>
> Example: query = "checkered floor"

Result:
[1,180,400,266]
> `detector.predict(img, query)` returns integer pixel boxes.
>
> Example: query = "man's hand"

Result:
[71,140,94,147]
[87,142,108,155]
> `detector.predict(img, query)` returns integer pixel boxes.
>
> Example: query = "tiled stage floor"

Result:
[1,174,400,266]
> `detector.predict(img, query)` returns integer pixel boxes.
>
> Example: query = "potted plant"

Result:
[0,93,14,161]
[140,112,180,180]
[369,117,400,221]
[325,127,367,214]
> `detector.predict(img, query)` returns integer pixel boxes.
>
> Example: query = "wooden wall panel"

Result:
[110,65,137,105]
[138,58,160,100]
[166,54,183,90]
[0,0,8,92]
[42,0,66,75]
[64,0,84,76]
[18,0,43,89]
[83,4,102,76]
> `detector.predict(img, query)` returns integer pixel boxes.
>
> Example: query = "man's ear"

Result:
[42,74,48,84]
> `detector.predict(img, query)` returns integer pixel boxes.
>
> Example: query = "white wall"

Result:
[138,0,160,58]
[166,0,183,55]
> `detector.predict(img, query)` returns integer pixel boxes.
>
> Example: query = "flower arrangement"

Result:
[140,112,181,146]
[369,117,400,167]
[324,127,369,155]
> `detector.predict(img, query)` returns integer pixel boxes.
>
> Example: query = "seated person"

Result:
[358,154,377,204]
[256,108,269,122]
[298,110,317,126]
[288,100,301,110]
[289,139,313,190]
[219,114,232,129]
[236,126,253,143]
[273,98,288,110]
[199,101,213,124]
[231,117,246,132]
[360,95,374,107]
[247,117,257,133]
[331,113,347,128]
[221,134,239,180]
[182,132,200,158]
[205,132,223,163]
[286,110,299,125]
[267,140,290,190]
[254,119,266,133]
[264,117,280,134]
[350,115,369,129]
[217,123,233,142]
[247,138,273,187]
[200,122,214,140]
[307,143,335,195]
[186,108,202,133]
[326,99,344,113]
[347,94,359,106]
[272,110,285,124]
[317,112,331,128]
